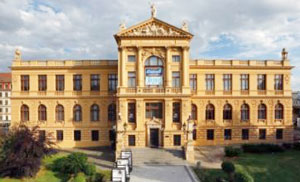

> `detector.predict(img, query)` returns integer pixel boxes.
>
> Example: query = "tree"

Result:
[221,161,235,182]
[0,125,55,178]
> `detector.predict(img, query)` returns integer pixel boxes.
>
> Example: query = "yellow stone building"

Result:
[10,12,293,155]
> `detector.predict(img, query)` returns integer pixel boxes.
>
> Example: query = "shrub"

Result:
[242,144,284,153]
[88,173,104,182]
[225,146,242,157]
[234,172,254,182]
[282,143,293,149]
[221,161,235,182]
[0,125,55,178]
[73,172,86,182]
[293,143,300,150]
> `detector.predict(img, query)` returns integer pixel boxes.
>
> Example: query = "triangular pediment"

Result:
[115,18,193,39]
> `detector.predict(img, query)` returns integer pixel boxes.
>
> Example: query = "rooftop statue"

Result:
[151,3,157,18]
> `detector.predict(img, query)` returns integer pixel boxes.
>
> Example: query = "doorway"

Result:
[150,128,159,148]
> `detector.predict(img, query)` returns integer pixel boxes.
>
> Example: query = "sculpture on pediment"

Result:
[119,21,126,31]
[182,21,188,32]
[15,48,21,60]
[126,22,181,36]
[282,48,288,60]
[151,3,157,18]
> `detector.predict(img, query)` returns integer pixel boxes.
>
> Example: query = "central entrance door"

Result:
[150,128,159,148]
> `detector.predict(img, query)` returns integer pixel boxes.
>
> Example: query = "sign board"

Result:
[112,168,126,182]
[121,151,133,171]
[116,158,130,179]
[145,67,163,86]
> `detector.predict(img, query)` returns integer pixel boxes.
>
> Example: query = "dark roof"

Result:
[0,73,11,83]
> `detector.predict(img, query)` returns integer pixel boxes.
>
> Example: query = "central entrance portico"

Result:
[146,118,163,148]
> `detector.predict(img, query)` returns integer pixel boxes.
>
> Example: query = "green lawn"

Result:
[194,150,300,182]
[0,153,111,182]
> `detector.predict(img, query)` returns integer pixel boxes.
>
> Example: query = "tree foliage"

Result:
[0,125,55,178]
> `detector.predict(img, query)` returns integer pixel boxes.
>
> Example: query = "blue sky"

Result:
[0,0,300,90]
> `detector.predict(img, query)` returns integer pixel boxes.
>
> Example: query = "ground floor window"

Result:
[207,129,214,140]
[193,129,197,140]
[56,130,63,141]
[276,129,283,140]
[173,135,181,146]
[146,103,163,119]
[74,130,81,141]
[242,129,249,140]
[224,129,232,140]
[91,130,99,141]
[128,135,136,146]
[39,130,46,141]
[259,129,266,140]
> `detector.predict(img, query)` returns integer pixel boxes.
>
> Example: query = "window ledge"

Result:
[257,119,266,122]
[223,119,232,122]
[206,120,215,122]
[240,120,249,122]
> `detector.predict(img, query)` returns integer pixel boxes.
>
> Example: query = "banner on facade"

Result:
[145,67,163,85]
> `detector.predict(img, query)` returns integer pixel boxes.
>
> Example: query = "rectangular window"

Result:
[74,130,81,141]
[172,55,181,62]
[259,129,266,140]
[173,135,181,146]
[223,74,232,91]
[276,129,283,140]
[73,74,82,91]
[257,74,266,90]
[56,130,63,141]
[5,92,8,97]
[274,74,283,90]
[108,74,118,92]
[206,74,214,91]
[90,74,100,91]
[207,129,214,140]
[242,129,249,140]
[146,103,163,119]
[39,130,46,141]
[172,72,180,88]
[91,130,99,141]
[128,135,136,146]
[38,75,47,91]
[128,55,136,62]
[193,129,197,140]
[128,103,136,123]
[21,75,30,91]
[128,72,136,88]
[190,74,197,91]
[224,129,232,140]
[173,102,180,123]
[5,100,8,105]
[56,75,65,91]
[241,74,249,90]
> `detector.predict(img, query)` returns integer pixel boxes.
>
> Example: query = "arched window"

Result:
[56,105,64,121]
[223,104,232,120]
[258,104,267,119]
[275,103,284,119]
[21,104,29,121]
[206,104,215,120]
[38,104,47,121]
[191,104,197,120]
[108,103,116,122]
[145,56,164,87]
[91,104,100,121]
[73,105,82,121]
[241,104,250,121]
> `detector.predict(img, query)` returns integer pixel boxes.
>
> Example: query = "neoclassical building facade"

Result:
[10,13,293,153]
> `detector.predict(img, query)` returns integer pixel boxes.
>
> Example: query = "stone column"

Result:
[120,47,126,87]
[115,98,127,159]
[182,46,190,94]
[165,47,172,88]
[137,47,144,89]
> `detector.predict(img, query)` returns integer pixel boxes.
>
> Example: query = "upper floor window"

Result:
[275,103,284,119]
[223,104,232,120]
[172,55,181,62]
[73,74,82,91]
[73,104,82,121]
[38,75,47,91]
[190,74,197,91]
[191,104,197,120]
[241,104,250,121]
[56,105,64,121]
[241,74,249,90]
[108,103,116,122]
[38,104,47,121]
[56,75,64,91]
[258,103,267,119]
[257,74,266,90]
[223,74,232,91]
[145,56,163,87]
[128,103,136,123]
[128,72,136,88]
[172,72,180,88]
[146,103,163,119]
[274,74,283,90]
[91,74,100,91]
[21,104,29,121]
[21,75,29,91]
[206,104,215,120]
[128,55,136,62]
[91,104,100,121]
[205,74,214,91]
[173,102,180,123]
[108,74,118,92]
